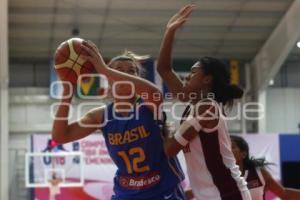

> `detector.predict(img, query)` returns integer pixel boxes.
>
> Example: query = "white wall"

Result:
[266,88,300,133]
[10,62,49,87]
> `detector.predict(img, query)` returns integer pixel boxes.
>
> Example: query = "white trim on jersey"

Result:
[244,167,266,200]
[174,133,189,146]
[256,168,266,185]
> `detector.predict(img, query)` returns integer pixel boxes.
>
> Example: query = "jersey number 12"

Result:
[118,147,150,174]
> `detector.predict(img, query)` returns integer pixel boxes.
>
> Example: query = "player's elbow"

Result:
[157,67,171,78]
[51,134,64,144]
[145,88,163,106]
[157,66,165,75]
[165,146,174,157]
[151,89,163,103]
[280,191,288,199]
[164,141,179,158]
[165,147,179,158]
[51,130,68,144]
[281,188,297,199]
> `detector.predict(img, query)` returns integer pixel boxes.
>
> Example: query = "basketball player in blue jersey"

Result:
[52,46,185,199]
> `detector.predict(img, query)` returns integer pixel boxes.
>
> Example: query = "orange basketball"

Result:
[54,38,95,85]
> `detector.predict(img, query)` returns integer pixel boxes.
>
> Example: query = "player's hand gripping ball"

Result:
[54,38,96,85]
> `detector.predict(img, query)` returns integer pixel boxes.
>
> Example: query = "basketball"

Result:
[54,37,96,85]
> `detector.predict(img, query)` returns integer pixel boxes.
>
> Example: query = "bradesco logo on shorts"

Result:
[118,171,161,190]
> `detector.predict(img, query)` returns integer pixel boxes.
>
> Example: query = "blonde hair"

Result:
[108,50,150,75]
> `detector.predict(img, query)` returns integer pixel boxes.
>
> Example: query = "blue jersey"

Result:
[101,97,184,199]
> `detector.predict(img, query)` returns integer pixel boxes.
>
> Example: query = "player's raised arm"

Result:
[51,85,104,144]
[157,4,195,102]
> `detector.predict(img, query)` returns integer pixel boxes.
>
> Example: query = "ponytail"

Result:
[245,157,271,169]
[227,84,244,99]
[200,57,244,106]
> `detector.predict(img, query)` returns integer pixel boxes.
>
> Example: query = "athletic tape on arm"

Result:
[174,116,202,146]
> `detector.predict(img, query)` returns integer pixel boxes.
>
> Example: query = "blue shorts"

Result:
[111,184,186,200]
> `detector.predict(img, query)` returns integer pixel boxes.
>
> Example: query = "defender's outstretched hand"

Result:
[167,4,196,31]
[156,4,196,102]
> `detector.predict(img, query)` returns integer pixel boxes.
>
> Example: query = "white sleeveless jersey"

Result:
[182,101,250,200]
[244,167,266,200]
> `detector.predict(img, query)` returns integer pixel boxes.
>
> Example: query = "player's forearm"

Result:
[185,190,194,200]
[282,188,300,199]
[52,90,73,144]
[157,29,176,76]
[156,29,187,101]
[164,137,182,157]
